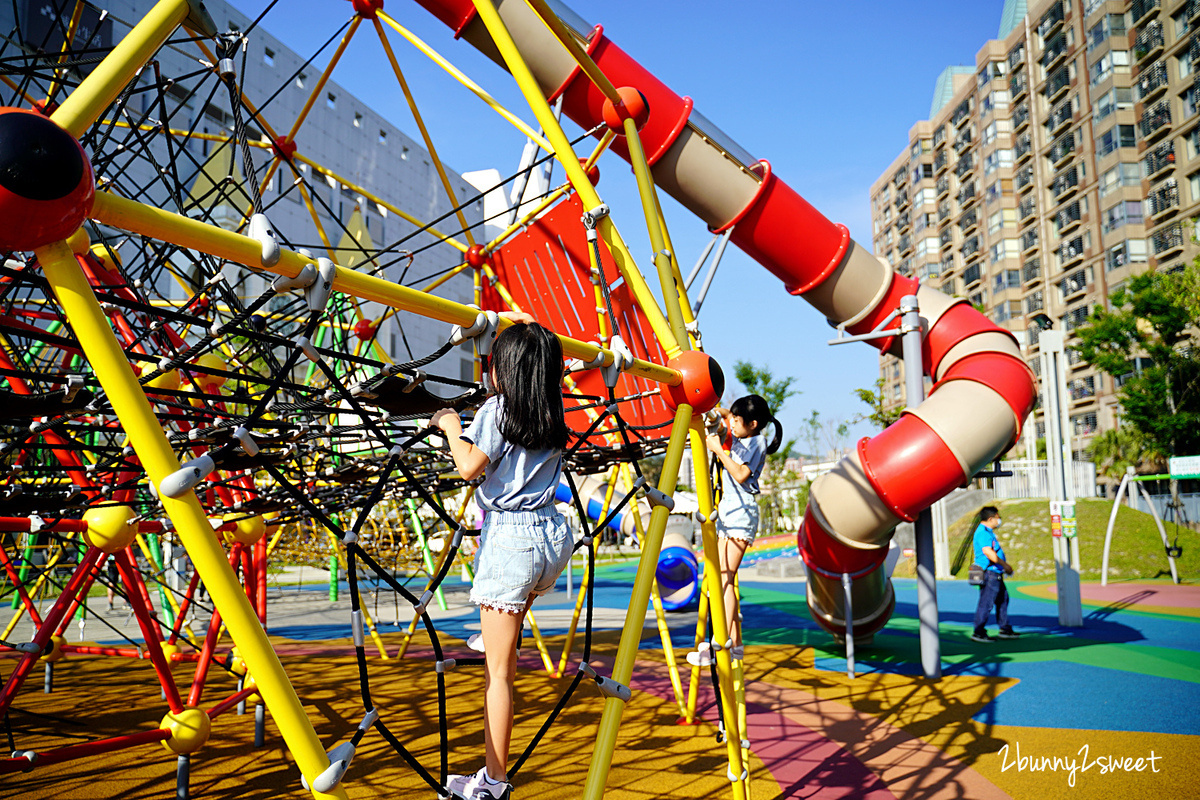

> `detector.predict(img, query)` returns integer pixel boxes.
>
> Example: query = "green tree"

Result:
[1075,262,1200,459]
[853,378,903,431]
[732,360,799,416]
[1086,426,1155,479]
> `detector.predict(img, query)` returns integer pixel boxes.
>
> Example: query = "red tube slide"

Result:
[411,0,1037,639]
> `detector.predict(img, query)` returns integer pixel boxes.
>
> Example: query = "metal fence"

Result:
[990,459,1098,499]
[1126,491,1200,525]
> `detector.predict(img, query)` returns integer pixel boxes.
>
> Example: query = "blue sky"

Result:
[228,0,1006,453]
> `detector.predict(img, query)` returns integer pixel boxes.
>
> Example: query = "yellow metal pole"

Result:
[581,403,693,800]
[89,191,680,386]
[45,0,86,106]
[685,419,747,797]
[376,11,552,151]
[521,0,621,102]
[51,0,190,137]
[36,240,347,800]
[523,611,557,676]
[464,0,680,358]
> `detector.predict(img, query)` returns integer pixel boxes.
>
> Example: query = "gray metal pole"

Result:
[900,294,942,679]
[842,572,855,679]
[692,229,733,315]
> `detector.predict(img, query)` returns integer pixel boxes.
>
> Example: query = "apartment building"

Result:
[868,0,1200,460]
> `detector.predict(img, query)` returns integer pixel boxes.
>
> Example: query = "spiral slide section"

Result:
[418,0,1037,639]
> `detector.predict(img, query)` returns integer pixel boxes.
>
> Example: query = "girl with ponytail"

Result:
[687,394,782,666]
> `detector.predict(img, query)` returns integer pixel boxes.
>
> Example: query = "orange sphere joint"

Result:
[465,244,490,269]
[0,107,95,252]
[351,0,383,19]
[663,350,724,415]
[578,158,600,186]
[601,87,650,134]
[353,319,376,340]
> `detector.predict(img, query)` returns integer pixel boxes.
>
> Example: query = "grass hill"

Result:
[944,498,1197,583]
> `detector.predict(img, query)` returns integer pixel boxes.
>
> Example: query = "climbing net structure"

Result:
[0,0,762,798]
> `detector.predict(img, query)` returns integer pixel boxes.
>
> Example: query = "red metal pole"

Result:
[112,548,184,714]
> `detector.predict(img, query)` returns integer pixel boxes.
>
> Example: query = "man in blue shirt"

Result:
[971,506,1020,643]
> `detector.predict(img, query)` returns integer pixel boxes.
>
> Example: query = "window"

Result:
[988,208,1017,233]
[354,112,363,128]
[990,239,1020,263]
[981,89,1011,116]
[1184,85,1199,119]
[1174,7,1192,38]
[296,72,307,89]
[910,163,935,183]
[1096,124,1136,157]
[985,149,1014,174]
[913,187,937,207]
[1180,49,1194,80]
[1099,162,1140,195]
[1105,239,1148,270]
[992,299,1023,323]
[264,48,275,67]
[378,129,387,145]
[1093,87,1134,120]
[327,92,337,109]
[1101,200,1144,234]
[993,269,1021,292]
[1090,50,1130,85]
[915,236,940,257]
[1088,14,1127,52]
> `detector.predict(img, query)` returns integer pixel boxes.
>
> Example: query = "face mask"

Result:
[994,518,1003,528]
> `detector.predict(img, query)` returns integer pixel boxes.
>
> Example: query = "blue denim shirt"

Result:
[461,396,562,512]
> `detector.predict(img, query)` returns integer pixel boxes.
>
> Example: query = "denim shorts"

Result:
[716,501,760,544]
[470,506,573,614]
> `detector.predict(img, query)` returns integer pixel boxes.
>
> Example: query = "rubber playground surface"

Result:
[6,535,1199,799]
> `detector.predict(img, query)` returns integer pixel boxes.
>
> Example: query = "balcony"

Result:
[1010,72,1028,98]
[1052,165,1080,199]
[955,152,974,178]
[1013,102,1030,130]
[1038,1,1065,40]
[1019,196,1037,220]
[1021,227,1039,251]
[1042,36,1068,71]
[895,186,910,208]
[1139,100,1172,140]
[940,227,954,248]
[1190,0,1200,23]
[1058,235,1085,267]
[1049,133,1077,166]
[1059,268,1089,299]
[1131,0,1160,25]
[1069,376,1096,402]
[1147,177,1180,217]
[1055,201,1083,234]
[951,99,972,128]
[963,262,982,285]
[1136,60,1169,101]
[934,150,948,173]
[933,126,946,147]
[1152,221,1185,255]
[1046,99,1074,135]
[938,200,951,221]
[1008,44,1026,72]
[953,129,974,152]
[1025,290,1045,314]
[897,211,911,232]
[1016,165,1034,192]
[959,208,978,232]
[1134,20,1164,62]
[1143,140,1176,178]
[957,182,977,205]
[1023,257,1042,284]
[936,174,951,197]
[899,234,912,254]
[1045,66,1070,101]
[1015,133,1034,162]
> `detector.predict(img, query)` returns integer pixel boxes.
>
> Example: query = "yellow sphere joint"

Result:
[223,514,266,545]
[88,242,122,271]
[228,645,248,677]
[83,505,138,554]
[144,368,180,394]
[160,706,211,754]
[191,353,228,389]
[66,227,90,254]
[160,642,180,669]
[40,634,67,663]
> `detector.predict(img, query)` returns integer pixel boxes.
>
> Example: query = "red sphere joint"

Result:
[663,350,724,415]
[353,319,376,340]
[351,0,384,19]
[0,107,95,252]
[272,136,297,161]
[465,244,490,269]
[601,87,650,134]
[578,157,600,186]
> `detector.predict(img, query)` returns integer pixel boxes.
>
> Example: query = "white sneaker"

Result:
[466,633,485,653]
[445,767,512,799]
[686,642,713,667]
[731,645,745,660]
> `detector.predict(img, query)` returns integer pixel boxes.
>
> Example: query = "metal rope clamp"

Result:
[578,662,630,702]
[581,203,610,230]
[566,346,606,374]
[159,453,216,499]
[601,334,633,389]
[247,213,281,268]
[306,258,337,313]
